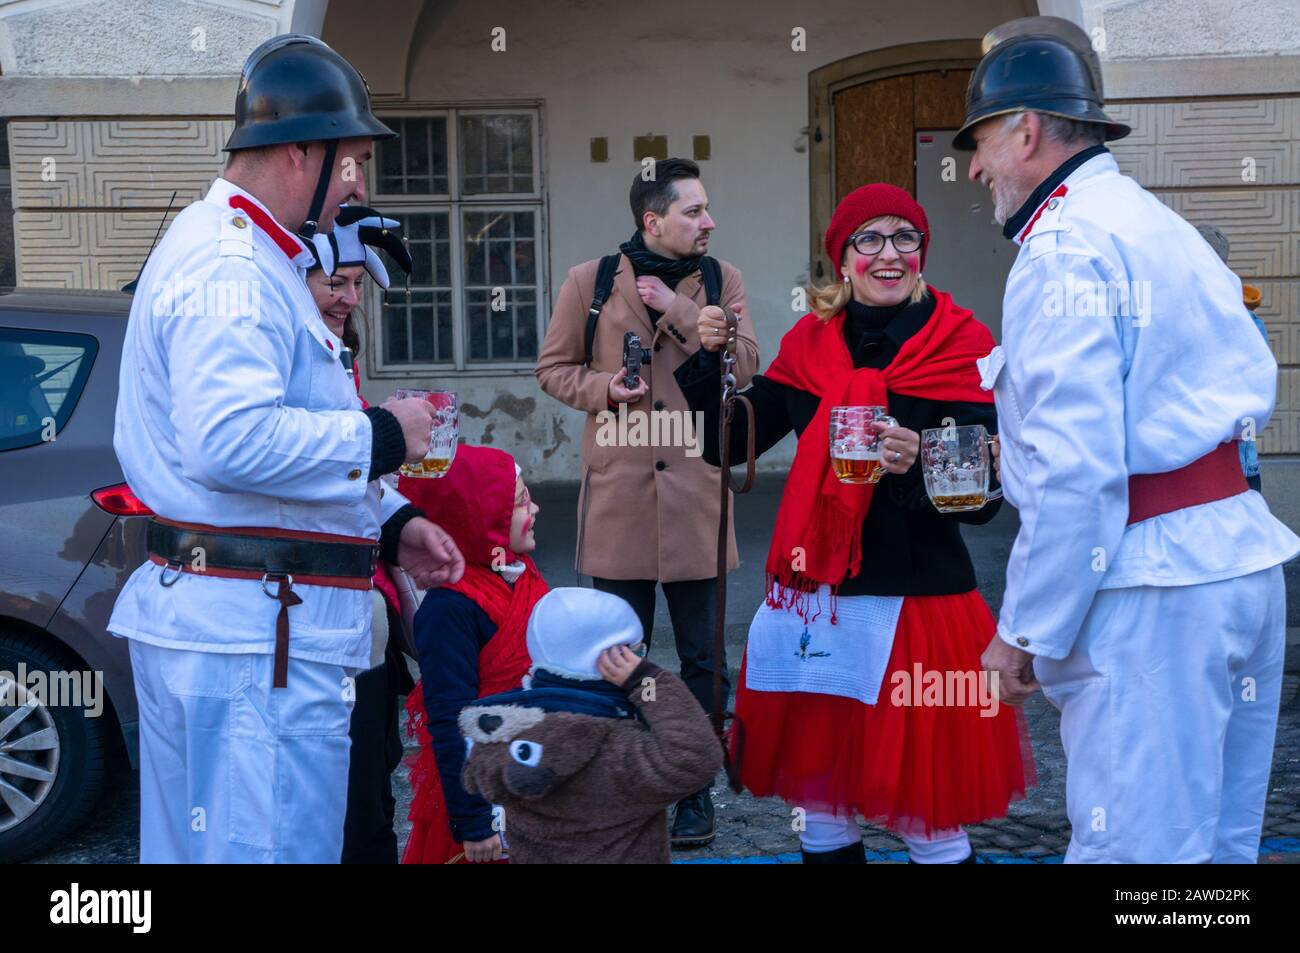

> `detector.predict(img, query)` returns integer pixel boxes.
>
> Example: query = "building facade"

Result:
[2,0,1297,478]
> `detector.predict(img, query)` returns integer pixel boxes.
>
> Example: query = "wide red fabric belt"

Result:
[1127,441,1247,525]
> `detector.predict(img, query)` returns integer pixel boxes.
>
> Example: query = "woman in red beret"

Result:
[677,183,1032,863]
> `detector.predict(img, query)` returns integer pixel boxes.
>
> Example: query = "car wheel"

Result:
[0,630,108,862]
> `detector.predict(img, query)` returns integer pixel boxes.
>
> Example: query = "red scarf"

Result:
[763,289,993,621]
[401,559,547,864]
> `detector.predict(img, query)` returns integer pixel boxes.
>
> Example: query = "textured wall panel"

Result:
[1109,97,1298,454]
[1110,100,1300,188]
[1263,368,1300,454]
[1106,103,1159,182]
[1251,280,1299,366]
[1157,99,1294,144]
[15,209,181,290]
[1154,142,1290,188]
[1106,103,1159,146]
[1250,280,1297,455]
[1160,190,1293,278]
[12,118,220,293]
[10,120,230,209]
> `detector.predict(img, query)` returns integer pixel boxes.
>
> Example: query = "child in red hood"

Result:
[400,445,546,863]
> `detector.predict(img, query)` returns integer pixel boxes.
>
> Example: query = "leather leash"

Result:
[713,310,755,791]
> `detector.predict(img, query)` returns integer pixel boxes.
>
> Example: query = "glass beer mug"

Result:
[829,406,897,485]
[920,424,992,512]
[395,389,459,479]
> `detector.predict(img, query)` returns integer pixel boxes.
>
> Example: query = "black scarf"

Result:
[618,231,703,290]
[843,294,935,367]
[1002,144,1109,241]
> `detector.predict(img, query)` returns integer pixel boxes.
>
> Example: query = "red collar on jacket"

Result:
[1015,184,1068,244]
[229,195,309,261]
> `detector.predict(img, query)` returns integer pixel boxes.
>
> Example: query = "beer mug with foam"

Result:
[920,424,991,512]
[396,389,459,479]
[829,406,896,485]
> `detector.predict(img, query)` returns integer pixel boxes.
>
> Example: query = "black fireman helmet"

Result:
[224,35,397,239]
[952,32,1130,151]
[224,34,395,152]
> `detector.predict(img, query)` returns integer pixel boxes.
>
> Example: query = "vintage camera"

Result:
[622,331,652,390]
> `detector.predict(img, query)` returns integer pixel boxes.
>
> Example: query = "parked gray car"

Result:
[0,288,146,862]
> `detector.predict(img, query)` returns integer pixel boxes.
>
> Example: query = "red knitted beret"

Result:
[824,183,930,272]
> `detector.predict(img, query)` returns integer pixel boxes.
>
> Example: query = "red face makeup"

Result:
[844,218,922,307]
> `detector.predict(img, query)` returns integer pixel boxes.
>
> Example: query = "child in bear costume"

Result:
[459,587,723,864]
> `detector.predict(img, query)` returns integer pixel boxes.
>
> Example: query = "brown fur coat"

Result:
[459,662,723,864]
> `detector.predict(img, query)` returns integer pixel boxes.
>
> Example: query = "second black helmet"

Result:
[952,33,1130,151]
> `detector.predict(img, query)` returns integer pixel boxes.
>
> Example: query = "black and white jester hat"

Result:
[308,205,413,289]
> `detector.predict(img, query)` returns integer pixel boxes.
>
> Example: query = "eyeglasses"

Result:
[849,229,925,256]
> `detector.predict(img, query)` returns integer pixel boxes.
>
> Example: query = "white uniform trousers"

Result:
[129,640,355,863]
[1036,565,1286,864]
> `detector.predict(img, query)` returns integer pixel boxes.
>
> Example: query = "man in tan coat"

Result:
[535,158,757,846]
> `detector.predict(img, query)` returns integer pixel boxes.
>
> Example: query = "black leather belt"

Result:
[146,519,379,581]
[146,518,379,689]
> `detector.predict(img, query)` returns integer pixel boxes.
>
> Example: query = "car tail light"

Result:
[91,483,155,517]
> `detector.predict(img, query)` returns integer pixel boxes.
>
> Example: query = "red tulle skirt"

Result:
[730,589,1034,836]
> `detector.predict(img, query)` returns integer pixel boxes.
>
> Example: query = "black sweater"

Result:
[674,293,1000,597]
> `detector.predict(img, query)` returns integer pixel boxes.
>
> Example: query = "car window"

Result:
[0,327,98,452]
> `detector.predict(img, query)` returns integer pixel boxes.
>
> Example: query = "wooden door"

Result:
[830,68,1015,340]
[832,69,971,202]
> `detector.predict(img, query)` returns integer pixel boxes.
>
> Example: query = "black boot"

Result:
[801,841,867,864]
[670,787,716,849]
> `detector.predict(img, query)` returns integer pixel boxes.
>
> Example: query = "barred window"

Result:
[370,109,545,371]
[378,117,449,196]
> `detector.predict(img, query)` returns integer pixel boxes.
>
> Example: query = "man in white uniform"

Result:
[955,25,1300,863]
[110,35,464,863]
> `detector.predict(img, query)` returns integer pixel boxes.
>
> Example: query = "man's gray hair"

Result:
[1001,110,1107,148]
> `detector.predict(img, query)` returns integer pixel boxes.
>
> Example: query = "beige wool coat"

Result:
[535,253,758,582]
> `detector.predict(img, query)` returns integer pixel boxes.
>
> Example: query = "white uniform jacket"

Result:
[980,152,1299,660]
[109,178,410,669]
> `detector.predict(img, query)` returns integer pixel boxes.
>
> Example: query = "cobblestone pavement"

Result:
[34,671,1297,864]
[387,674,1300,865]
[673,675,1300,864]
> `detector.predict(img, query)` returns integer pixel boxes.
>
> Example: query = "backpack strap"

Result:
[583,254,621,367]
[700,256,723,307]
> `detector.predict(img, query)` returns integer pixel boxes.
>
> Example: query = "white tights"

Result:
[800,811,971,864]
